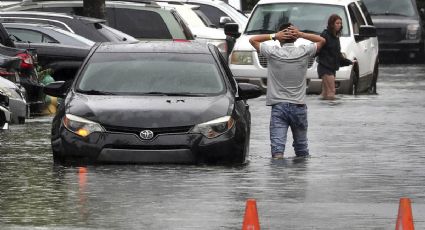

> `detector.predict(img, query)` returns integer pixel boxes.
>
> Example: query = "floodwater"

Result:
[1,64,424,229]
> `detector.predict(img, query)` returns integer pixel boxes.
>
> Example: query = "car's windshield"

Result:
[245,3,349,36]
[362,0,416,17]
[76,52,224,95]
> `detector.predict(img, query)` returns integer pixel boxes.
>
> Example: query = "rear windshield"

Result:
[76,52,224,95]
[246,3,349,36]
[362,0,416,17]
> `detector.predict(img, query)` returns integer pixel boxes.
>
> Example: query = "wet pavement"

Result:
[1,64,425,229]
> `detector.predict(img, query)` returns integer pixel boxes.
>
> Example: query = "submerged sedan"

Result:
[44,41,262,165]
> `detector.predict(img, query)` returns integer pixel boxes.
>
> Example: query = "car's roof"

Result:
[0,11,106,23]
[257,0,358,6]
[95,41,212,54]
[2,0,164,10]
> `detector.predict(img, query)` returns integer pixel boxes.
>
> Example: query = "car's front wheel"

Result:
[368,61,379,94]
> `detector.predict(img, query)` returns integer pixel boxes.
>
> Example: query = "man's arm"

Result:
[249,34,273,52]
[249,30,295,52]
[295,30,326,52]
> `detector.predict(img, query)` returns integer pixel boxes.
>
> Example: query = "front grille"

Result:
[257,52,315,68]
[258,52,268,68]
[103,125,193,136]
[376,28,403,42]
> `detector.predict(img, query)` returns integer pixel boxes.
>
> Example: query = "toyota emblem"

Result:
[140,130,154,140]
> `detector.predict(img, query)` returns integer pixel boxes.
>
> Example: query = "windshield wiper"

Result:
[370,12,408,17]
[301,29,320,35]
[139,92,206,96]
[245,29,276,35]
[78,89,116,95]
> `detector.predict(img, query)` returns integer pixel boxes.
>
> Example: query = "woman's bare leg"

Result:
[326,74,336,100]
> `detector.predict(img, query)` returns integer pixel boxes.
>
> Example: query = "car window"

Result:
[170,11,195,40]
[114,8,172,39]
[36,6,84,15]
[197,4,234,28]
[246,3,349,36]
[6,28,58,43]
[348,3,366,34]
[357,1,373,25]
[77,53,224,95]
[362,0,416,17]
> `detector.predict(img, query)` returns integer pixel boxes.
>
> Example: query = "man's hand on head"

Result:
[275,28,297,42]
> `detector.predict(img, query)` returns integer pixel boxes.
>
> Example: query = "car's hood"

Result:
[371,16,419,28]
[65,92,233,128]
[191,26,226,40]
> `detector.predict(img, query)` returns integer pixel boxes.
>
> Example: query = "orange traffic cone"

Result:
[395,198,414,230]
[242,199,260,230]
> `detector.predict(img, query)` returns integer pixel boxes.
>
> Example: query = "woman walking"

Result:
[317,14,354,100]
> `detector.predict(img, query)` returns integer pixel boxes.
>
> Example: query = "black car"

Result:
[44,41,262,165]
[362,0,425,59]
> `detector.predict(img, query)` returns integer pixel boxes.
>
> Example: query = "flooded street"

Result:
[1,64,425,229]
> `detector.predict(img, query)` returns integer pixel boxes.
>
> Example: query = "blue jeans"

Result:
[270,102,309,157]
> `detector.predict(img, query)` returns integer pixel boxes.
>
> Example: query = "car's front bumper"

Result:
[230,61,353,94]
[378,39,423,53]
[54,124,245,164]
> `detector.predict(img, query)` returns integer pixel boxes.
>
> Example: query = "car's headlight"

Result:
[231,51,253,65]
[63,114,105,137]
[207,39,227,53]
[406,24,420,40]
[190,116,235,139]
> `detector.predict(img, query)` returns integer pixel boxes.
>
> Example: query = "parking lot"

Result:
[1,63,424,229]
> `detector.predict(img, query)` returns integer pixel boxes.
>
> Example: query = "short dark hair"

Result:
[278,23,292,32]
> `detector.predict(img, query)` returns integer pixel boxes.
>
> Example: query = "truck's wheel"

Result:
[368,62,379,94]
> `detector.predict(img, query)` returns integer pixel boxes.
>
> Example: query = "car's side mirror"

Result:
[237,83,262,100]
[224,23,241,39]
[43,81,68,98]
[355,25,377,41]
[219,16,232,26]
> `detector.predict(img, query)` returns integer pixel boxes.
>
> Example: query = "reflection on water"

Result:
[1,64,425,229]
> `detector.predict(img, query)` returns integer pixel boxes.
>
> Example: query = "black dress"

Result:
[317,29,352,78]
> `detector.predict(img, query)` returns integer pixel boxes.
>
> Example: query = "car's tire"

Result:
[368,61,379,94]
[18,116,25,124]
[52,149,66,165]
[348,68,359,95]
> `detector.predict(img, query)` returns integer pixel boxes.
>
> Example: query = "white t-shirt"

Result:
[260,42,316,105]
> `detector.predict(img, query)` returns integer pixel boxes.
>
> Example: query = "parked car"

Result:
[0,21,90,114]
[43,41,262,165]
[0,1,195,41]
[0,0,18,7]
[362,0,425,60]
[226,0,379,94]
[0,88,11,130]
[157,2,228,56]
[156,0,248,31]
[0,11,138,42]
[0,75,27,124]
[0,35,35,121]
[4,22,95,47]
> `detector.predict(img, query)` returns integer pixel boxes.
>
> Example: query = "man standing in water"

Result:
[249,23,325,159]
